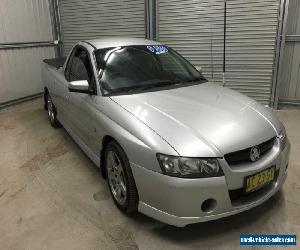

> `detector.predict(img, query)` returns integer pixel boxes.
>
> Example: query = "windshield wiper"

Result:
[140,79,182,89]
[105,79,185,94]
[184,76,207,82]
[115,79,182,93]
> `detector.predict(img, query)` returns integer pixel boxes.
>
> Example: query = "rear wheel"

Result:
[45,92,61,128]
[105,141,138,213]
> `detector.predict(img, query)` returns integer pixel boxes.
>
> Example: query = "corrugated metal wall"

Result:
[157,0,280,105]
[158,0,224,82]
[279,0,300,104]
[59,0,146,55]
[0,0,55,105]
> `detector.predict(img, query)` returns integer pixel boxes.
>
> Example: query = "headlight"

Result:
[279,127,287,149]
[157,154,224,178]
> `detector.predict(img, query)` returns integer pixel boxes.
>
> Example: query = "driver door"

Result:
[65,46,99,153]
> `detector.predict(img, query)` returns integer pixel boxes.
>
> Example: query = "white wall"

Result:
[0,0,55,104]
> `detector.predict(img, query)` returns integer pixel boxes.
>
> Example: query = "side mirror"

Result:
[68,80,91,94]
[195,66,202,73]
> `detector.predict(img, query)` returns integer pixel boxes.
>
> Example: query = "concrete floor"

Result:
[0,98,299,250]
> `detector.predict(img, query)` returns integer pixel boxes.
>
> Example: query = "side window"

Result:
[68,47,94,85]
[65,50,75,81]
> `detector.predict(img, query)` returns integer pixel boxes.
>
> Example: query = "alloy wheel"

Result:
[106,150,127,205]
[47,96,55,123]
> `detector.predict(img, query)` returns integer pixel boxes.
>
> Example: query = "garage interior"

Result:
[0,0,299,249]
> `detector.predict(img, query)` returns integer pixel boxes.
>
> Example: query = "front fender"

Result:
[93,97,178,172]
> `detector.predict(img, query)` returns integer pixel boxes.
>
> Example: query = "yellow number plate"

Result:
[245,166,276,193]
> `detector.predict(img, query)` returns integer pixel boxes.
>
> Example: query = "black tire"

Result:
[45,92,61,128]
[105,141,139,213]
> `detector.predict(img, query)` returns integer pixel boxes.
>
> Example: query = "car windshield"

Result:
[94,45,207,95]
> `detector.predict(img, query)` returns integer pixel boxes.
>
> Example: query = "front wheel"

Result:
[105,141,139,213]
[45,92,61,128]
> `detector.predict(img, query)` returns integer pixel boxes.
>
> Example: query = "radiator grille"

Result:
[224,137,276,165]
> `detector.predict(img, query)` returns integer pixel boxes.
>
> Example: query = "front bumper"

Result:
[130,139,290,227]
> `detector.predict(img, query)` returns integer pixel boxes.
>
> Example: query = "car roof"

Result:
[84,37,162,50]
